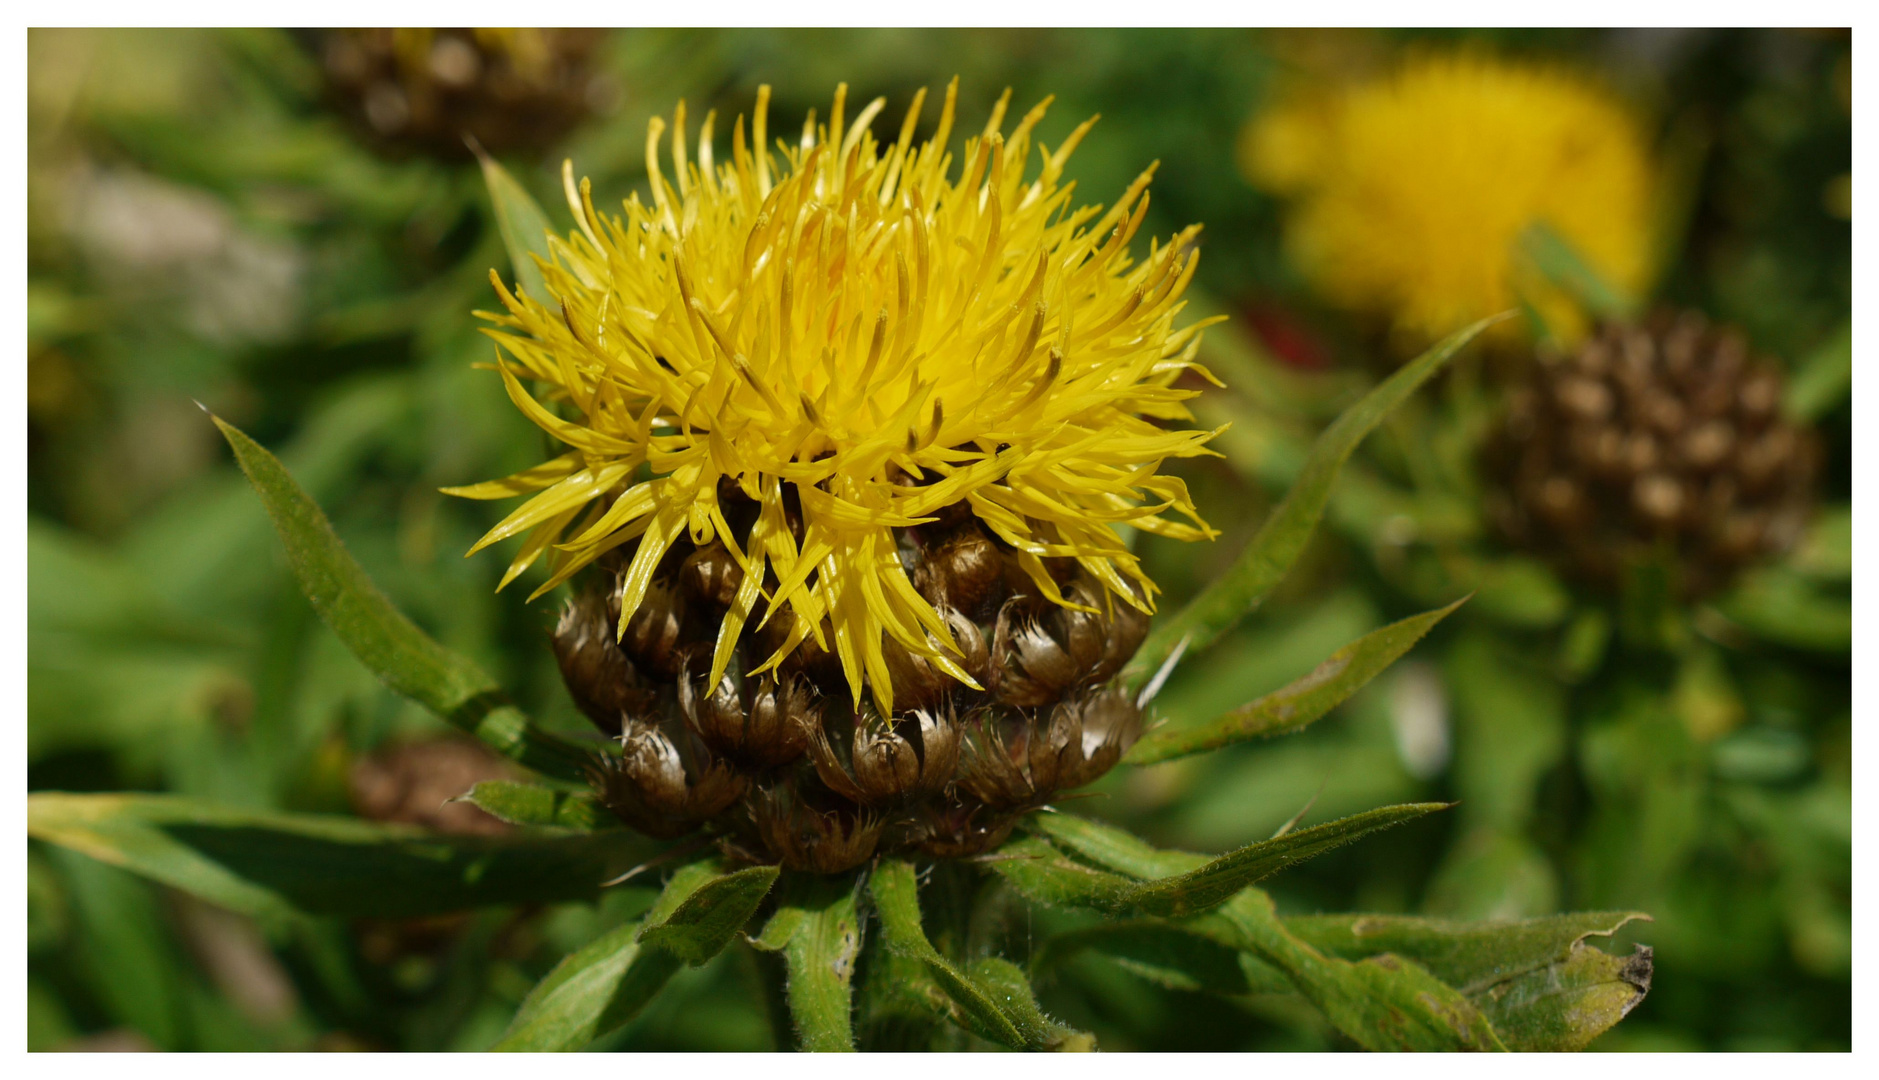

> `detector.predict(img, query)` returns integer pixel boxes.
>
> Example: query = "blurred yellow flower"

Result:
[1242,52,1658,346]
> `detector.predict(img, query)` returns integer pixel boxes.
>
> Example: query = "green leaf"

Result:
[28,793,655,927]
[992,815,1509,1049]
[476,150,554,300]
[1714,566,1852,653]
[1034,922,1289,996]
[636,865,779,964]
[1127,599,1465,764]
[1197,891,1507,1051]
[1032,804,1449,918]
[964,957,1096,1051]
[1786,319,1851,422]
[463,780,604,831]
[1287,910,1655,1051]
[212,415,590,782]
[492,861,718,1051]
[870,859,1030,1049]
[752,875,861,1051]
[1516,221,1637,321]
[1129,315,1500,685]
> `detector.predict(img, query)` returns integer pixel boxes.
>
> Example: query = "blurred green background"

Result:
[27,27,1849,1051]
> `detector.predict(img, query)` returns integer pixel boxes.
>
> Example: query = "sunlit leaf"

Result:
[492,861,719,1051]
[1127,599,1465,764]
[1129,315,1500,685]
[28,793,653,927]
[476,151,554,300]
[751,874,861,1051]
[212,415,590,782]
[462,780,604,831]
[636,864,779,964]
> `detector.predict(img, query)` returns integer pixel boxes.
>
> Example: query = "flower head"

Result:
[1242,52,1658,346]
[450,82,1223,713]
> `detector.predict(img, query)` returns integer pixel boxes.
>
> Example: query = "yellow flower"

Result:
[1242,51,1658,346]
[449,82,1224,713]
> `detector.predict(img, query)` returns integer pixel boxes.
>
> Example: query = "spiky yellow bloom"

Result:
[1242,52,1658,345]
[450,82,1223,713]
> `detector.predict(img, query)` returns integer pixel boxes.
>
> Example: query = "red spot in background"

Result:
[1241,297,1333,371]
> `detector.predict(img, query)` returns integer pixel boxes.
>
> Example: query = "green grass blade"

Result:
[869,860,1029,1049]
[752,875,861,1051]
[1128,315,1501,686]
[212,415,590,782]
[1127,598,1466,764]
[492,861,718,1051]
[1516,221,1637,322]
[1033,922,1280,996]
[27,792,658,927]
[1026,804,1449,919]
[476,151,553,300]
[462,780,603,830]
[1786,319,1851,422]
[636,865,779,964]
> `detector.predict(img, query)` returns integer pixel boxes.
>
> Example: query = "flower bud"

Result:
[551,589,656,735]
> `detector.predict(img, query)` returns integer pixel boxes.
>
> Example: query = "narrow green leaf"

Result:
[1786,319,1851,423]
[1127,599,1466,764]
[870,860,1028,1049]
[636,865,779,964]
[752,875,861,1051]
[492,861,718,1051]
[987,835,1138,913]
[1516,221,1637,321]
[1030,804,1451,918]
[1196,891,1507,1051]
[28,792,655,926]
[212,416,590,782]
[1034,922,1288,996]
[463,780,603,831]
[476,151,553,300]
[1129,315,1501,685]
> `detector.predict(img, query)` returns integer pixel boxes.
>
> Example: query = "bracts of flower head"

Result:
[589,719,747,840]
[959,686,1145,810]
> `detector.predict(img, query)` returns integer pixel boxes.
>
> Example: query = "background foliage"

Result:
[27,27,1848,1051]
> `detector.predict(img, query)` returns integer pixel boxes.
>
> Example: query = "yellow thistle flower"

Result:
[448,81,1224,713]
[1242,51,1658,346]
